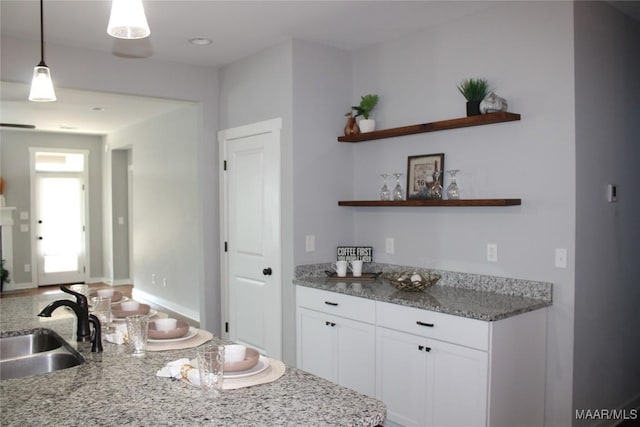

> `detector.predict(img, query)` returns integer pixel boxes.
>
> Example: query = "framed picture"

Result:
[406,153,445,199]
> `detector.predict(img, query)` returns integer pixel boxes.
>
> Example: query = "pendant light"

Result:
[107,0,150,39]
[28,0,56,102]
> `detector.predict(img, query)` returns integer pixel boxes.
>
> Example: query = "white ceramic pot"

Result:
[359,118,376,133]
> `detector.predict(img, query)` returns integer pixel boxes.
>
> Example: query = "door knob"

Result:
[262,267,272,276]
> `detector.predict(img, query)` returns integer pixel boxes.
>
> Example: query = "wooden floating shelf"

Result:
[338,199,522,207]
[338,112,521,143]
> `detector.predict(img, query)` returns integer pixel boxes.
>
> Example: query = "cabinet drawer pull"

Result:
[418,345,424,351]
[424,346,431,352]
[325,321,336,327]
[416,321,434,327]
[324,301,339,306]
[417,345,432,352]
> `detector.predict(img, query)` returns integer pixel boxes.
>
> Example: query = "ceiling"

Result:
[1,1,638,135]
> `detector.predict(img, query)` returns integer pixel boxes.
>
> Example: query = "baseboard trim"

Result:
[2,282,35,291]
[132,288,199,323]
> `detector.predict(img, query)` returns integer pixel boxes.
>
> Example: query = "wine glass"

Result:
[392,173,404,200]
[379,174,390,200]
[446,169,460,200]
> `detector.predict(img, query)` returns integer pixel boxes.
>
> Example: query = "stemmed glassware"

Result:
[379,173,390,201]
[392,173,405,200]
[446,169,460,200]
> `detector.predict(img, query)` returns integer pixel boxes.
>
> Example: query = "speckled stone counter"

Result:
[294,263,552,321]
[0,291,386,427]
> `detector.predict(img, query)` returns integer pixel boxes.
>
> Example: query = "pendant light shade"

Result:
[107,0,150,39]
[29,0,56,102]
[29,64,56,102]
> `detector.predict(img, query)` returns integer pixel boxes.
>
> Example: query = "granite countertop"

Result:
[0,292,386,427]
[294,263,553,322]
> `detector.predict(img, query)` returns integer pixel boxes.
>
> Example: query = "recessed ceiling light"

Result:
[91,106,105,111]
[189,38,212,46]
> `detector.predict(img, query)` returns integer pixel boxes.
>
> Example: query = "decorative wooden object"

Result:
[338,199,521,207]
[337,112,520,143]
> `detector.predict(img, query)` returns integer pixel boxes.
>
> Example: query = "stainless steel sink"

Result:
[0,329,84,380]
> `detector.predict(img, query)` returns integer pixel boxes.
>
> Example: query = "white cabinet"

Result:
[376,301,547,427]
[296,286,547,427]
[376,324,488,427]
[296,286,376,397]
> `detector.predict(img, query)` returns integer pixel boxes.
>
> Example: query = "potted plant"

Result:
[457,78,489,116]
[352,94,379,133]
[1,259,9,287]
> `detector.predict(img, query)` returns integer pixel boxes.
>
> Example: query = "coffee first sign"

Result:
[337,246,372,262]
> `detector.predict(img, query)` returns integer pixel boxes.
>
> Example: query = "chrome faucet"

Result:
[38,284,103,352]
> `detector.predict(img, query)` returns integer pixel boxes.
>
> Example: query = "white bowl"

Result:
[120,301,140,311]
[225,344,247,362]
[154,318,178,331]
[97,288,114,298]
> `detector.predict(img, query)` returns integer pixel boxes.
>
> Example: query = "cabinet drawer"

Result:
[296,286,376,324]
[376,301,489,350]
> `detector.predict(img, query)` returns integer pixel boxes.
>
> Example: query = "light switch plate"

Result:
[19,211,29,220]
[305,235,315,252]
[386,238,394,254]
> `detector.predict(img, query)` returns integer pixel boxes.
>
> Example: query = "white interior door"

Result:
[219,118,282,359]
[35,172,86,285]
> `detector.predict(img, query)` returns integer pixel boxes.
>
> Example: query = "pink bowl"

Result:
[224,347,260,372]
[148,319,190,339]
[111,302,150,318]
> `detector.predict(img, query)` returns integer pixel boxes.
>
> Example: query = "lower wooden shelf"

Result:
[338,199,522,207]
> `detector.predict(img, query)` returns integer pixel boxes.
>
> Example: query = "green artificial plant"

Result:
[457,78,490,102]
[351,94,379,119]
[1,259,9,284]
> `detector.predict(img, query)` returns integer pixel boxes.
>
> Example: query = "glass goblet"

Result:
[446,169,461,200]
[379,173,391,201]
[392,173,405,200]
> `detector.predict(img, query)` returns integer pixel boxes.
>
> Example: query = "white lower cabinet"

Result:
[376,327,488,427]
[297,307,376,397]
[296,286,547,427]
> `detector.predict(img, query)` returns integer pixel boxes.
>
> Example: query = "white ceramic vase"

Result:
[359,119,376,133]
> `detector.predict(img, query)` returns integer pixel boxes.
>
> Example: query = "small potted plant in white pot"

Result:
[352,94,379,133]
[457,78,489,116]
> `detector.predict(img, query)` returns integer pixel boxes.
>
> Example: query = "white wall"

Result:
[106,106,201,320]
[350,3,576,426]
[1,36,220,332]
[218,41,295,363]
[0,130,104,285]
[573,2,640,423]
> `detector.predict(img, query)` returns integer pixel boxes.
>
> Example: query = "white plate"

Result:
[148,327,198,343]
[112,309,158,321]
[224,355,270,379]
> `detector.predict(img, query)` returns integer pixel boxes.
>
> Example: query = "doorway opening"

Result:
[30,149,89,286]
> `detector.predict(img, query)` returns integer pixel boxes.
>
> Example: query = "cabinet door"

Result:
[426,340,488,427]
[376,327,429,427]
[336,315,376,397]
[297,307,337,382]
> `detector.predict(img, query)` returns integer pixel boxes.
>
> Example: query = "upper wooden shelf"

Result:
[338,199,522,207]
[337,112,521,143]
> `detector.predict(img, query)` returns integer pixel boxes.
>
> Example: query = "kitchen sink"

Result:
[0,329,84,380]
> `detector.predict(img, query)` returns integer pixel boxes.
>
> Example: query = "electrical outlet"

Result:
[555,248,567,268]
[24,264,31,273]
[487,243,498,262]
[386,238,395,254]
[151,274,156,285]
[20,224,29,232]
[163,277,167,288]
[305,235,315,252]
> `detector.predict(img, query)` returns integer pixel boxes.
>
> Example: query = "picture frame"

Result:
[406,153,445,199]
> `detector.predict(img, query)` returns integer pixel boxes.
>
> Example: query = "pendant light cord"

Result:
[38,0,46,66]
